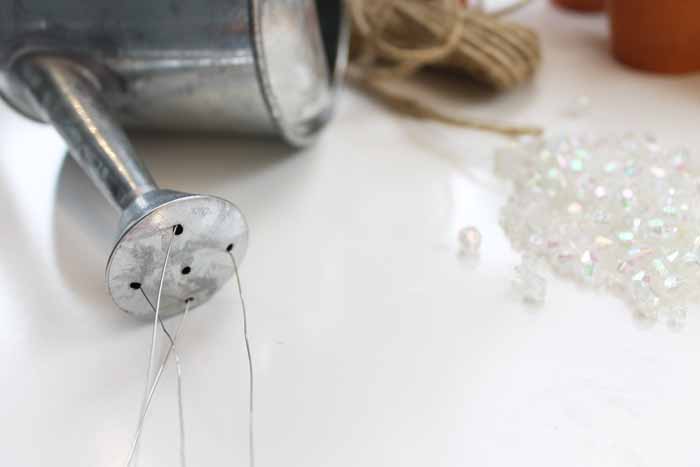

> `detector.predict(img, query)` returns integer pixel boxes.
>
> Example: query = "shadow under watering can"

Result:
[0,0,349,318]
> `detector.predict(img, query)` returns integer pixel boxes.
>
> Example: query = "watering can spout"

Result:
[18,55,250,319]
[0,0,348,317]
[20,56,158,211]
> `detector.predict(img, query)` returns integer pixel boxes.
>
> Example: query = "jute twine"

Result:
[347,0,542,137]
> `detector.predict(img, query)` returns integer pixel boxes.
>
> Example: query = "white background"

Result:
[2,3,700,466]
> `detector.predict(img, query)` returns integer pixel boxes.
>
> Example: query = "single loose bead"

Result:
[458,226,482,255]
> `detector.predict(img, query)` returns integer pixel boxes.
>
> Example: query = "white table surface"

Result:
[2,3,700,466]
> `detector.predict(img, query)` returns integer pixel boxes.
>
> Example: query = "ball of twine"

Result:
[347,0,542,137]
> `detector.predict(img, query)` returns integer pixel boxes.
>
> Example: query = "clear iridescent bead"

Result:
[513,255,546,306]
[458,226,482,255]
[497,133,699,326]
[665,305,688,330]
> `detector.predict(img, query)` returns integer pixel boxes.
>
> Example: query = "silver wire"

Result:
[229,251,255,467]
[126,298,191,466]
[128,226,176,467]
[139,289,188,467]
[175,345,186,467]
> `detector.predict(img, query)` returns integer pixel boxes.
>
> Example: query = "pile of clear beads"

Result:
[496,133,700,327]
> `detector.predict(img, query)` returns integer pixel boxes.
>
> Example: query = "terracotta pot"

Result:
[609,0,700,74]
[552,0,604,13]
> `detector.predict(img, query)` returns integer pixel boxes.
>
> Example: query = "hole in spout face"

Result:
[174,224,184,236]
[226,243,234,252]
[130,282,141,290]
[181,266,191,275]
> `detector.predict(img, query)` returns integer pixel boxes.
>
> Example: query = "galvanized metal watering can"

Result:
[0,0,348,317]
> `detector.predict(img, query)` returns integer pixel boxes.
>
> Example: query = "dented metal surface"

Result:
[108,194,248,319]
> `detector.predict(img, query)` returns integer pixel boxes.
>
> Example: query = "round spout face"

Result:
[107,194,248,319]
